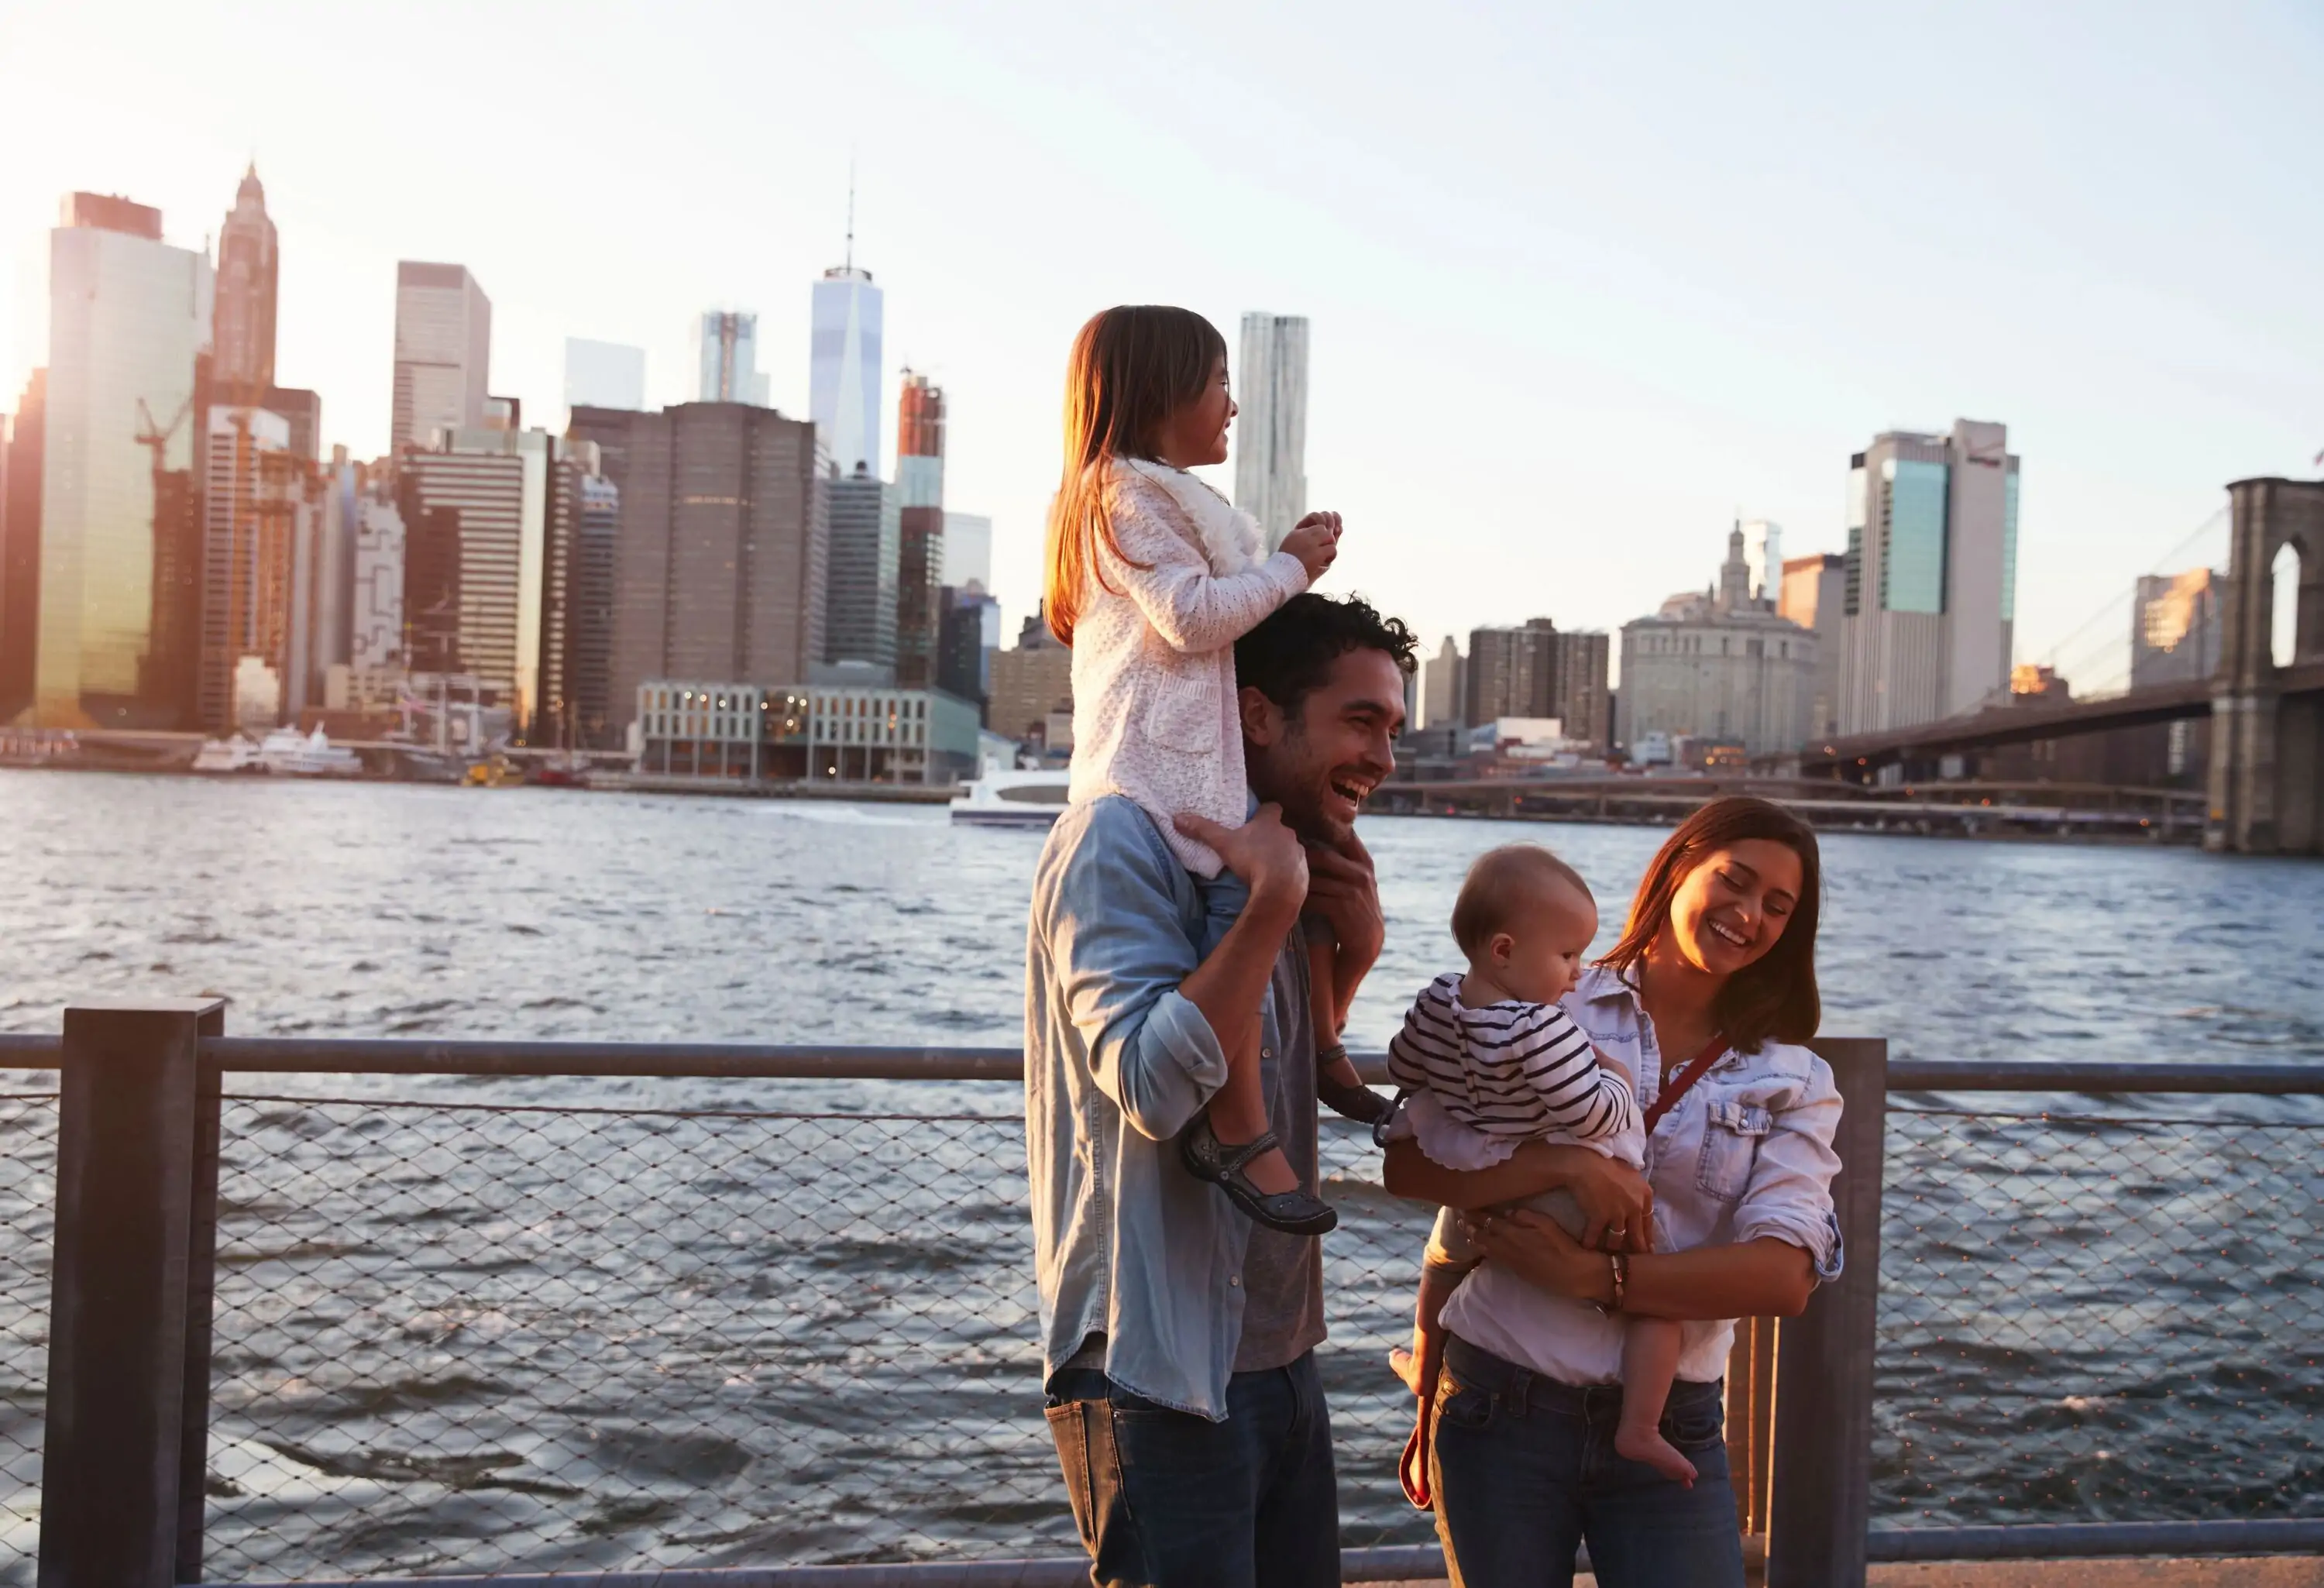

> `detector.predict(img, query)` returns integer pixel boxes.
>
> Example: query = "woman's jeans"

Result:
[1428,1334,1745,1588]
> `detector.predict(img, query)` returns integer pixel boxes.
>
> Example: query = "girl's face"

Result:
[1662,838,1803,980]
[1152,354,1236,468]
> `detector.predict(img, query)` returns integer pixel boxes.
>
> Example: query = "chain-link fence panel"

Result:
[203,1094,1439,1577]
[1874,1105,2324,1529]
[0,1084,59,1588]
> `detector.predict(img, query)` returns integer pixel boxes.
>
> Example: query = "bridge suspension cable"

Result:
[2023,505,2229,699]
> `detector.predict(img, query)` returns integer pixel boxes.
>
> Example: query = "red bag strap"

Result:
[1643,1033,1729,1134]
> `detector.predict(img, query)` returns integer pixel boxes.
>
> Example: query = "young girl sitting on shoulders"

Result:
[1044,303,1370,1236]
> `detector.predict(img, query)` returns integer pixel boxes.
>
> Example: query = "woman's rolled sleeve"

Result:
[1730,1060,1847,1283]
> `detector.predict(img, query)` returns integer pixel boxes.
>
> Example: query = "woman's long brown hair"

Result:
[1043,306,1227,644]
[1597,796,1823,1053]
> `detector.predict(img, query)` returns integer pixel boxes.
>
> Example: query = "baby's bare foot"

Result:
[1388,1345,1428,1397]
[1614,1423,1698,1487]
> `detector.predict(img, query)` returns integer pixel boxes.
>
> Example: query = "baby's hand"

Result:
[1281,512,1342,582]
[1594,1046,1633,1085]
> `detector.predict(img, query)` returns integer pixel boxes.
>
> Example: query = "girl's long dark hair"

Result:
[1597,796,1823,1053]
[1043,305,1227,644]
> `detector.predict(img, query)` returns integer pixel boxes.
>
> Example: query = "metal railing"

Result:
[2,1013,2321,1588]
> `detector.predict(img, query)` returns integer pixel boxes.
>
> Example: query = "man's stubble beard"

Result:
[1250,717,1349,847]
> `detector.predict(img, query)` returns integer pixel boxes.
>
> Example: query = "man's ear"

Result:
[1237,684,1281,748]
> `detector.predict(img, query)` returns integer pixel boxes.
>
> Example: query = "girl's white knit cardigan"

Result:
[1066,457,1312,878]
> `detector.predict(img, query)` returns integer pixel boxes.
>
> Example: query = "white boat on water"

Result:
[257,726,365,779]
[191,734,261,774]
[949,768,1071,828]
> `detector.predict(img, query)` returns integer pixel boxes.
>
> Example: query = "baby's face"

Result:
[1485,880,1600,1006]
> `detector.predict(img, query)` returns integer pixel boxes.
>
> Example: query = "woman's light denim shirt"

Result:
[1428,964,1847,1386]
[1023,795,1310,1422]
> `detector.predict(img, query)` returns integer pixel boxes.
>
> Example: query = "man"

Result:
[1025,593,1418,1587]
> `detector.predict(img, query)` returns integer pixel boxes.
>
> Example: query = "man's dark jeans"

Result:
[1428,1334,1745,1588]
[1044,1352,1339,1588]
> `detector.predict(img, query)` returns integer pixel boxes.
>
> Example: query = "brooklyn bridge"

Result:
[1785,476,2322,856]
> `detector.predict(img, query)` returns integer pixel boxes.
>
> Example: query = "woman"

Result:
[1383,796,1844,1587]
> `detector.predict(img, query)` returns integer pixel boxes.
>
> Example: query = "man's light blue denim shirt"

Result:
[1023,794,1308,1423]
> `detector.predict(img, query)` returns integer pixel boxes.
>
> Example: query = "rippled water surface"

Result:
[2,770,2320,1574]
[7,770,2320,1060]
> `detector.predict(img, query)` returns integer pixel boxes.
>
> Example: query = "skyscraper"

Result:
[937,584,1002,711]
[197,405,309,727]
[603,402,826,743]
[565,339,646,414]
[2131,569,2223,688]
[1421,635,1465,730]
[391,262,490,449]
[400,421,604,739]
[823,462,898,672]
[1,371,45,722]
[1741,520,1783,603]
[942,512,992,591]
[397,438,525,699]
[35,194,213,728]
[697,311,769,405]
[569,471,621,744]
[348,480,405,673]
[810,219,882,476]
[210,166,322,461]
[1465,618,1560,724]
[308,449,357,699]
[1551,629,1611,751]
[1233,312,1309,550]
[894,372,944,688]
[1837,420,2020,734]
[1779,552,1847,741]
[213,165,277,399]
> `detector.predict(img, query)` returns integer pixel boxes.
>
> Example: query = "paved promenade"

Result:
[1380,1559,2324,1588]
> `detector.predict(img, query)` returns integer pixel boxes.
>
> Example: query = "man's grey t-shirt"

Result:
[1230,920,1326,1373]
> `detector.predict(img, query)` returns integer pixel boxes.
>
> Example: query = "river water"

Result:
[2,771,2320,1574]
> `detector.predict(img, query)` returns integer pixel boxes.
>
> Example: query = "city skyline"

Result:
[3,3,2320,675]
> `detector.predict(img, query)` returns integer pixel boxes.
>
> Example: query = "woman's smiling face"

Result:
[1665,838,1803,978]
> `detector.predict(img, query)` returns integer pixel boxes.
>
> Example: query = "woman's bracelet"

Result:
[1608,1252,1629,1312]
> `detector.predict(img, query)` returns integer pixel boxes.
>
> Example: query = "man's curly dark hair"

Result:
[1233,592,1419,720]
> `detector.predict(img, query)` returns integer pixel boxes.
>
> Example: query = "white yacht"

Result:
[257,726,365,778]
[948,768,1071,829]
[191,734,261,774]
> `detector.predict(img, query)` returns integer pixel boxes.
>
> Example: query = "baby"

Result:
[1387,844,1697,1486]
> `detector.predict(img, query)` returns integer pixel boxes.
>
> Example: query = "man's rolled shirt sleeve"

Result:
[1051,801,1231,1142]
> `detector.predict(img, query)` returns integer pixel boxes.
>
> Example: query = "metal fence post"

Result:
[1767,1037,1889,1588]
[38,1000,225,1588]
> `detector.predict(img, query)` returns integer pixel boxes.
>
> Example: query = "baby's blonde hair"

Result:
[1451,844,1593,957]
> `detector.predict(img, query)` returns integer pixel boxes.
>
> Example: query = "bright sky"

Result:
[4,1,2319,677]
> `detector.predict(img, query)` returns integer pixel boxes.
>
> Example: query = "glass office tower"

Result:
[810,266,883,477]
[36,195,213,727]
[1837,420,2020,734]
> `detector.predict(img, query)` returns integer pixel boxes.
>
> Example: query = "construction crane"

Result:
[136,392,201,719]
[134,394,194,474]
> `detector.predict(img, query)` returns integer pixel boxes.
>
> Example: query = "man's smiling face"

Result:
[1240,647,1408,846]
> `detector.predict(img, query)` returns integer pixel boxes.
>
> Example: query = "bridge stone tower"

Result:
[2207,477,2324,854]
